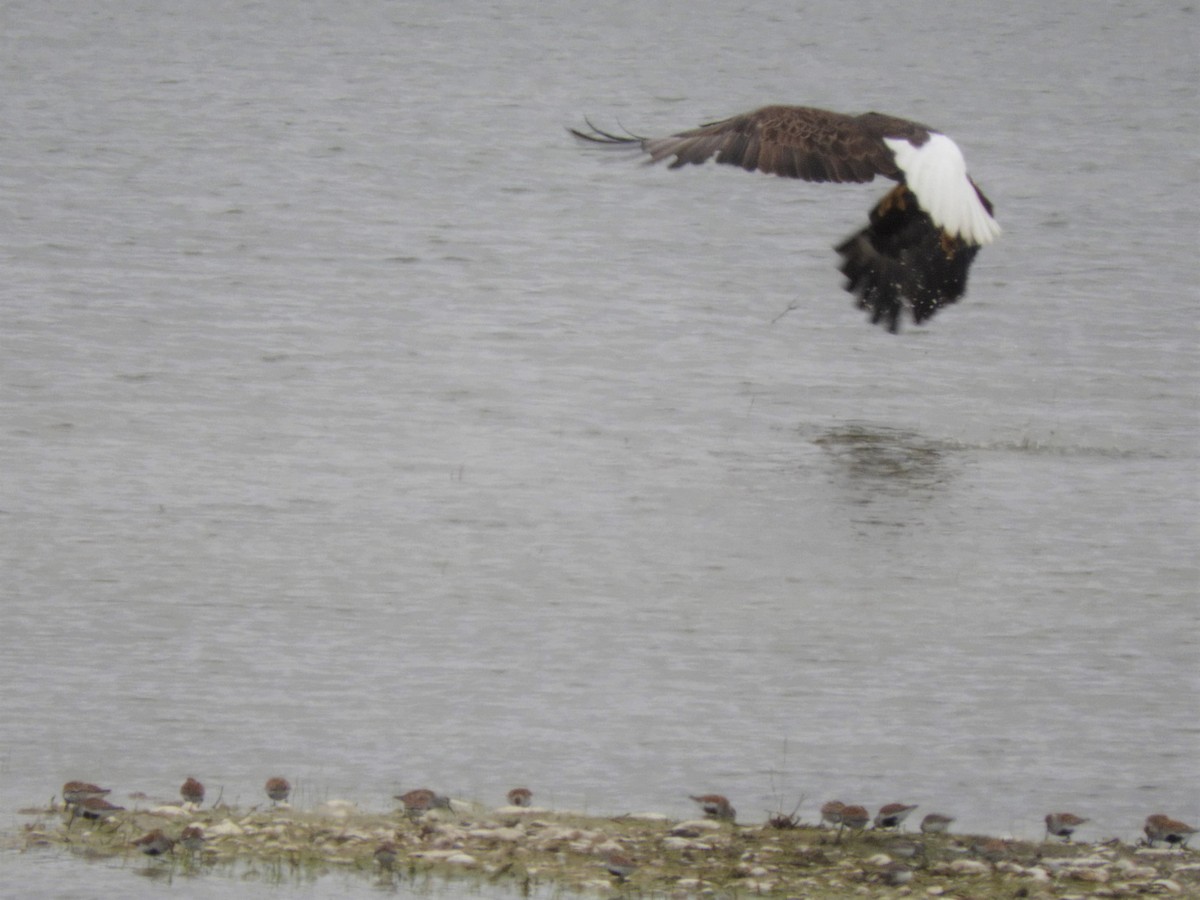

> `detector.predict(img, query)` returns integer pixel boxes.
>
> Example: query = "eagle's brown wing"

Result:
[572,106,933,184]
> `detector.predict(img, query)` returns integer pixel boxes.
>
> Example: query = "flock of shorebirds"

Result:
[58,778,1198,879]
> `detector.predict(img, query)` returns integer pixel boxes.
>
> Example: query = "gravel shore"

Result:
[15,799,1200,898]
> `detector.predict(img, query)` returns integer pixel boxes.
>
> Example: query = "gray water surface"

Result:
[2,1,1197,896]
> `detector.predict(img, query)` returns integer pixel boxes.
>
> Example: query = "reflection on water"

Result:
[813,424,953,497]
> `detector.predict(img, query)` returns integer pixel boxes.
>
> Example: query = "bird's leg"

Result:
[878,184,908,215]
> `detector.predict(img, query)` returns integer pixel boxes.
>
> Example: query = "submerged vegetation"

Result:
[14,797,1200,898]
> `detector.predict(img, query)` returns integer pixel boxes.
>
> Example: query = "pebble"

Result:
[205,820,244,837]
[148,805,190,818]
[947,859,991,876]
[661,836,711,851]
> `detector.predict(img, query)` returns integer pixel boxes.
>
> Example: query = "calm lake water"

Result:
[2,1,1197,896]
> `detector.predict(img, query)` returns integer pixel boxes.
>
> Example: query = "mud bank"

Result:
[14,800,1200,898]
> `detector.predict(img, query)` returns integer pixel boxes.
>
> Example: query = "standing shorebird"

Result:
[180,777,205,806]
[265,777,291,805]
[62,781,111,809]
[1144,814,1198,848]
[374,839,398,870]
[603,849,637,881]
[76,796,124,827]
[506,787,533,807]
[132,828,175,857]
[820,800,846,828]
[689,794,736,822]
[919,812,955,834]
[875,803,919,830]
[838,804,871,840]
[180,825,207,853]
[395,788,451,817]
[1045,812,1088,842]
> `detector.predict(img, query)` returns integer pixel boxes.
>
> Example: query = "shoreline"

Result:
[14,800,1199,897]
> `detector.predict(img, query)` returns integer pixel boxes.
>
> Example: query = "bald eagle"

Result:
[569,105,1000,332]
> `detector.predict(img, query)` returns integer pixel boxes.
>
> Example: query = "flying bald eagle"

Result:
[569,105,1001,332]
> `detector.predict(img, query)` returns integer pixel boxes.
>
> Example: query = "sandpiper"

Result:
[820,800,846,828]
[265,777,291,804]
[1145,814,1198,848]
[919,812,955,834]
[132,828,175,856]
[974,837,1012,863]
[180,777,205,806]
[506,787,533,807]
[839,804,870,833]
[62,781,111,808]
[875,803,919,830]
[374,839,398,870]
[689,794,736,822]
[880,861,913,886]
[77,796,125,823]
[603,849,637,881]
[1045,812,1088,842]
[180,825,206,853]
[395,788,451,816]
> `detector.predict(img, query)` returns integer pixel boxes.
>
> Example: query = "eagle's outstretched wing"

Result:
[572,106,929,184]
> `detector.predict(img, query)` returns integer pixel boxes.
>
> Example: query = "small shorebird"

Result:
[77,796,124,824]
[973,837,1013,863]
[506,787,533,807]
[689,794,736,822]
[820,800,846,828]
[132,828,175,856]
[395,788,451,816]
[180,777,205,806]
[919,812,955,834]
[265,777,291,805]
[374,839,398,870]
[603,849,637,881]
[1045,812,1088,842]
[880,861,913,886]
[62,781,111,808]
[839,804,870,836]
[875,803,919,830]
[180,825,206,853]
[1145,814,1198,848]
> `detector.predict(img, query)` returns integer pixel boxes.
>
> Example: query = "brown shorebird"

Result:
[689,793,736,822]
[506,787,533,807]
[374,839,398,870]
[875,803,919,830]
[76,796,125,826]
[820,800,846,828]
[880,861,914,886]
[1145,814,1198,848]
[180,825,206,853]
[395,788,451,816]
[1045,811,1088,842]
[132,828,175,856]
[265,776,291,805]
[919,812,955,834]
[62,781,111,808]
[180,777,205,806]
[603,849,637,881]
[973,837,1013,863]
[837,804,870,840]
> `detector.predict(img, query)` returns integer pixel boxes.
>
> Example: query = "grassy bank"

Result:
[15,799,1200,898]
